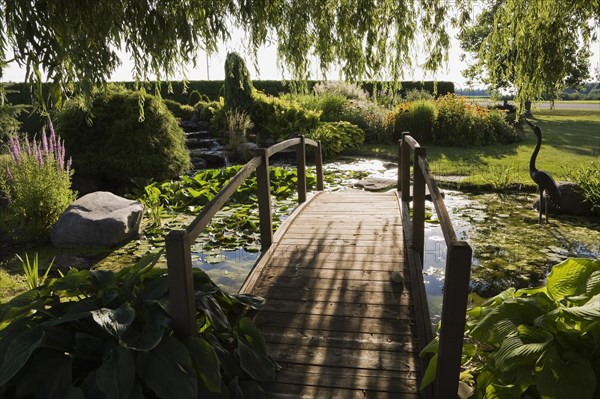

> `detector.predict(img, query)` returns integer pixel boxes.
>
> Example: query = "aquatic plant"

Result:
[15,252,53,290]
[480,165,517,192]
[421,257,600,399]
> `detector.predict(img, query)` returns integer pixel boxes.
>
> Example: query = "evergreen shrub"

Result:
[250,93,319,143]
[338,99,393,143]
[56,86,190,186]
[308,121,365,155]
[163,99,194,120]
[394,100,436,143]
[224,52,255,112]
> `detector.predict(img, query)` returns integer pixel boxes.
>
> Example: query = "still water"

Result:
[193,159,600,323]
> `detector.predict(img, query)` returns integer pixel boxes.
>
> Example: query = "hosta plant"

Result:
[0,253,277,399]
[421,257,600,399]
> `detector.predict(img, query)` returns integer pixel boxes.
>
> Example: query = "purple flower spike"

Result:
[66,158,72,173]
[49,124,56,155]
[42,127,49,156]
[34,141,43,167]
[8,136,20,163]
[25,136,32,158]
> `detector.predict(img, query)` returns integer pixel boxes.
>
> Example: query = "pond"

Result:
[188,159,600,323]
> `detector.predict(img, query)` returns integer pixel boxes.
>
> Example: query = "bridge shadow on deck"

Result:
[243,192,422,399]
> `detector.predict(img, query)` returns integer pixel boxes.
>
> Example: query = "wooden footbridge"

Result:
[166,135,472,399]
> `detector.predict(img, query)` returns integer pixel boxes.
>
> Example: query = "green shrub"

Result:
[338,99,393,143]
[563,162,600,213]
[403,88,434,102]
[188,89,202,105]
[163,99,194,120]
[250,93,319,143]
[421,258,600,399]
[487,109,522,144]
[308,121,364,156]
[0,253,277,399]
[224,52,255,112]
[433,94,487,146]
[195,100,221,123]
[316,95,347,122]
[0,126,76,239]
[56,86,190,186]
[394,100,436,143]
[313,81,369,101]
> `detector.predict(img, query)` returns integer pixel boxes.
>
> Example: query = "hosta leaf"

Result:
[471,299,546,344]
[238,380,266,399]
[547,258,600,302]
[184,336,221,392]
[197,295,230,332]
[419,353,437,390]
[535,348,596,399]
[140,275,169,301]
[236,338,277,382]
[230,294,265,310]
[136,336,197,399]
[91,303,135,338]
[120,305,169,351]
[0,326,44,385]
[96,345,135,399]
[238,317,268,354]
[0,290,49,324]
[585,270,600,298]
[492,327,551,373]
[484,383,525,399]
[560,293,600,321]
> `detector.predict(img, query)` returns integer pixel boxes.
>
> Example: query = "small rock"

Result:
[354,177,397,192]
[533,181,593,216]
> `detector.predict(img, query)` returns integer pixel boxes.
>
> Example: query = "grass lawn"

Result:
[348,108,599,188]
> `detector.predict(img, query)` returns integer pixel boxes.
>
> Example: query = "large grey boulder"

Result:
[533,181,594,216]
[51,191,143,247]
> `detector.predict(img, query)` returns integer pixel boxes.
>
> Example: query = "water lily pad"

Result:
[205,255,227,264]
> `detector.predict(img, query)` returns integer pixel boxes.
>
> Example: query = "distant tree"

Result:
[460,0,597,113]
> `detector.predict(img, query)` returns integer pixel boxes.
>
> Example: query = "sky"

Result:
[2,18,599,89]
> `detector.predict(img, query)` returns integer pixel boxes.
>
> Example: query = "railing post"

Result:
[401,132,411,203]
[435,241,473,399]
[413,147,426,263]
[315,141,324,191]
[296,135,307,203]
[397,138,402,191]
[166,230,196,338]
[256,149,273,249]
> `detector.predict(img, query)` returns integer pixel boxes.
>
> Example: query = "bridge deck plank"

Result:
[240,191,424,398]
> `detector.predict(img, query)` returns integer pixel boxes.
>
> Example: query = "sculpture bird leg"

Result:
[545,194,549,223]
[539,190,543,224]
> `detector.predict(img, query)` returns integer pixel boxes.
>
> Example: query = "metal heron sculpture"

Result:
[525,119,561,223]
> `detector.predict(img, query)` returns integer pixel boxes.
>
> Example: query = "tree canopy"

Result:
[0,0,598,112]
[471,0,599,110]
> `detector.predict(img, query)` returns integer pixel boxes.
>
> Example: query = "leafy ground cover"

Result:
[348,108,599,189]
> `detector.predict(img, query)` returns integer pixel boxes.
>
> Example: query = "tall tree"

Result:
[0,0,598,114]
[465,0,598,112]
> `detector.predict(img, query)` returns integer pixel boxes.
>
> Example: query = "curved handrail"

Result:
[166,136,323,338]
[398,132,472,399]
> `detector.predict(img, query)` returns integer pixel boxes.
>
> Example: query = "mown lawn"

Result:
[350,108,599,187]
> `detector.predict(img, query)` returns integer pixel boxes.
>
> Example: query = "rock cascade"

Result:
[181,120,230,169]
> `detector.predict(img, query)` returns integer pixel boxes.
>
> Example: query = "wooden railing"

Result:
[398,132,472,399]
[166,136,323,338]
